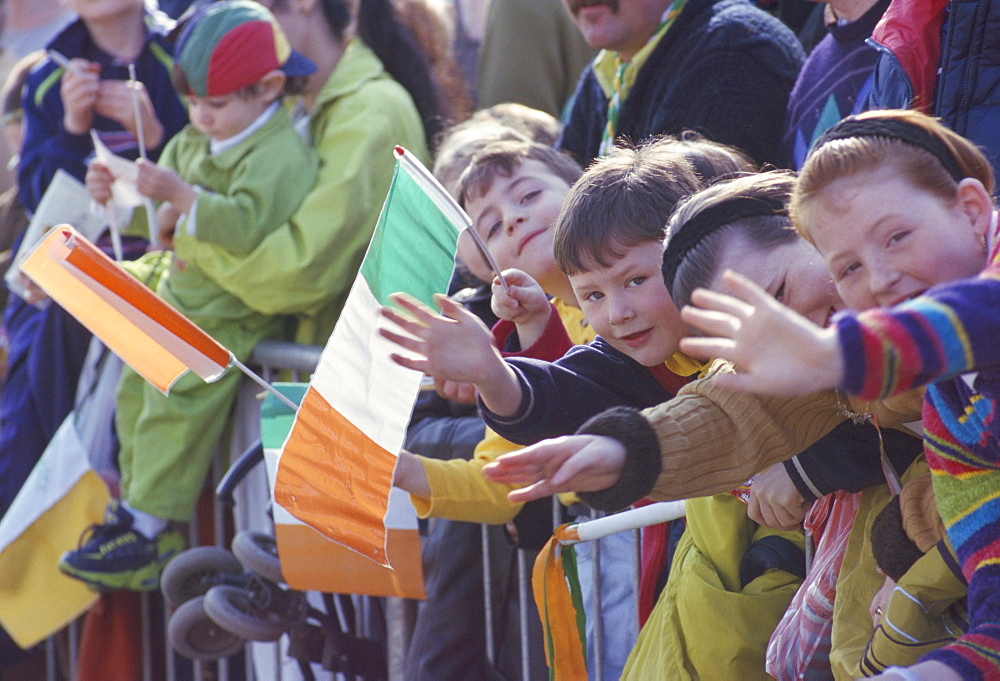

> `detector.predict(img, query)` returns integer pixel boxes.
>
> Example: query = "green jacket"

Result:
[161,106,317,325]
[173,40,429,345]
[623,494,804,680]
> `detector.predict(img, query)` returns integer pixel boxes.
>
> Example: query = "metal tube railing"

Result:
[40,339,668,680]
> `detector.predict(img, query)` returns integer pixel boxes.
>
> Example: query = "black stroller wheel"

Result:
[161,546,243,607]
[204,585,288,642]
[168,596,246,660]
[232,531,284,583]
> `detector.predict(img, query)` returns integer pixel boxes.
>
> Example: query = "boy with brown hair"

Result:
[386,138,703,679]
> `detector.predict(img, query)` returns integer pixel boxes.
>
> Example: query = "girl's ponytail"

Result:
[354,0,444,148]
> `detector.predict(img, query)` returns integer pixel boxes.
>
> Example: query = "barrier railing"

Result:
[40,339,660,680]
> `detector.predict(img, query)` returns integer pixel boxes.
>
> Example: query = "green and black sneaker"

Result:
[58,502,184,592]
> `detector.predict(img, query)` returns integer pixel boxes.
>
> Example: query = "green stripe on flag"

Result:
[361,161,461,307]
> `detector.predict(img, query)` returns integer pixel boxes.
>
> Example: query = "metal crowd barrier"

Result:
[40,339,646,680]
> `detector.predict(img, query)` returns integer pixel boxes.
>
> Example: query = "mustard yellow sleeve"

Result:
[410,428,524,524]
[411,427,577,524]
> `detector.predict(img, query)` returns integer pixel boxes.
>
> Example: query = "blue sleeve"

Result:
[17,64,93,213]
[480,341,672,445]
[784,420,924,501]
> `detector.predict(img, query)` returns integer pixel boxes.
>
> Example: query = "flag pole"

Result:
[230,357,300,411]
[127,64,161,249]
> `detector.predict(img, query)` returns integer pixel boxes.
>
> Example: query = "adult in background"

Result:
[557,0,805,167]
[779,0,889,169]
[173,0,438,347]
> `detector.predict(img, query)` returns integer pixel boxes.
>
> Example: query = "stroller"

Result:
[162,440,387,681]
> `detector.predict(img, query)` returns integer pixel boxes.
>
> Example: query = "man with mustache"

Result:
[557,0,805,167]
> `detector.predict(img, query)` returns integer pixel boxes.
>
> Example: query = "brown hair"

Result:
[667,171,796,308]
[1,50,44,122]
[469,103,562,147]
[792,109,996,242]
[432,120,528,197]
[553,139,700,275]
[665,130,757,186]
[455,139,582,209]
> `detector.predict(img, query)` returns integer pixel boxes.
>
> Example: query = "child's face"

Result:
[570,240,683,366]
[711,235,841,328]
[805,167,991,311]
[186,90,271,143]
[464,159,571,289]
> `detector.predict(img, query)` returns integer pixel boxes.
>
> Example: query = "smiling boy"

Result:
[384,139,701,680]
[383,138,701,455]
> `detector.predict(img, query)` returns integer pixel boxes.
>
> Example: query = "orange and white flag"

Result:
[20,225,231,393]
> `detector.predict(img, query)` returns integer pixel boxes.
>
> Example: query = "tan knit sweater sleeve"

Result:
[642,361,924,501]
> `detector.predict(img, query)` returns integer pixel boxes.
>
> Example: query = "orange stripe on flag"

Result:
[274,524,425,598]
[20,226,231,393]
[63,235,230,367]
[274,386,397,566]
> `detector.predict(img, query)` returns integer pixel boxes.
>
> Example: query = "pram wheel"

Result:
[168,595,246,660]
[232,531,283,584]
[161,546,244,607]
[204,584,288,642]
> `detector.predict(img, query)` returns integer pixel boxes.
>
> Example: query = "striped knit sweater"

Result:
[837,231,1000,679]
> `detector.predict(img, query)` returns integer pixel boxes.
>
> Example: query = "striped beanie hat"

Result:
[175,0,315,97]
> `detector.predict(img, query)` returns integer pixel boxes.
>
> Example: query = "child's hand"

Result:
[482,434,627,503]
[380,293,500,384]
[492,268,552,348]
[96,80,164,150]
[135,160,196,211]
[434,377,478,404]
[746,462,808,531]
[156,203,181,250]
[379,293,523,416]
[85,160,115,205]
[680,270,843,396]
[60,60,101,135]
[491,269,549,323]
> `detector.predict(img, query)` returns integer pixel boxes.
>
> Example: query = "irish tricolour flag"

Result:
[273,147,463,582]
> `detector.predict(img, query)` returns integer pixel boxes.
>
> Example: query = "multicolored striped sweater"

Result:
[837,233,1000,679]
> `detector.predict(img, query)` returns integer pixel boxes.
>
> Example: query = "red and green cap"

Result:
[175,0,316,97]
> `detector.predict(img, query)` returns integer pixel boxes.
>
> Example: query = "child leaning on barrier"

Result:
[62,0,318,592]
[387,139,712,678]
[675,110,1000,681]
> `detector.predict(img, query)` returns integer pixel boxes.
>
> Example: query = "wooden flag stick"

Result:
[127,64,161,248]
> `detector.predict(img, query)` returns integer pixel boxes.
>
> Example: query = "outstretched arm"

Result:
[379,293,524,417]
[483,434,627,503]
[679,270,842,396]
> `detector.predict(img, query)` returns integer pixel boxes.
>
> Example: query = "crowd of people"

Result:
[0,0,998,679]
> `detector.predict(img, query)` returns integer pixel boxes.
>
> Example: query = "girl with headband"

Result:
[485,171,929,675]
[679,109,1000,680]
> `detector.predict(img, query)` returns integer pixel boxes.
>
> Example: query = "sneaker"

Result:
[59,502,185,592]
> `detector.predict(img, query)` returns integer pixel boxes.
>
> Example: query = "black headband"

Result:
[662,195,787,292]
[809,116,965,182]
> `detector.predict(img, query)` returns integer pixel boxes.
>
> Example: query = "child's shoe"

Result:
[58,501,185,591]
